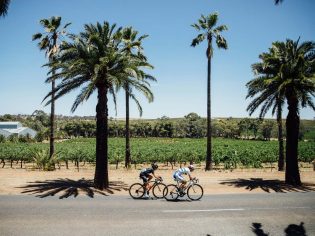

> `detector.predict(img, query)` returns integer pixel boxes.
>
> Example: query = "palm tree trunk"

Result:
[94,84,109,189]
[125,83,131,168]
[205,39,212,171]
[285,93,301,185]
[49,70,55,159]
[277,103,284,171]
[49,37,57,160]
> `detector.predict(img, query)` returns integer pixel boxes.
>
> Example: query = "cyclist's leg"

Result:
[140,174,149,196]
[179,179,187,191]
[174,173,186,191]
[146,174,153,193]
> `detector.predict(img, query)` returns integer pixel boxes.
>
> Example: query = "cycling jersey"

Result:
[173,167,191,182]
[140,167,154,176]
[140,167,154,183]
[175,167,190,176]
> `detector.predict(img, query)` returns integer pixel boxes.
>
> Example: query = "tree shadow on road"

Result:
[206,222,307,236]
[18,178,129,199]
[252,222,307,236]
[219,178,315,193]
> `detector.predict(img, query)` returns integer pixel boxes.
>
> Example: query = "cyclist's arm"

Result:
[187,172,193,180]
[188,173,193,180]
[153,172,161,179]
[187,169,196,180]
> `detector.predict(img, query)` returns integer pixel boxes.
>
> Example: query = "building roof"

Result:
[1,127,29,134]
[0,122,21,125]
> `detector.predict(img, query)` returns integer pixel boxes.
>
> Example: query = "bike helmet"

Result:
[188,164,195,171]
[151,163,158,170]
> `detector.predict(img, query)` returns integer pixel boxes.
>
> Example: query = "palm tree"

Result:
[191,12,228,170]
[0,0,10,17]
[120,27,155,168]
[44,22,154,189]
[247,39,315,185]
[280,39,315,185]
[32,17,71,159]
[246,49,285,171]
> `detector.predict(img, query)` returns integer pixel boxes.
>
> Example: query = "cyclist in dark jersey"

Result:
[139,163,160,198]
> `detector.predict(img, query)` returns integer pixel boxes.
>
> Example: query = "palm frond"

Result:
[32,33,42,41]
[216,35,228,49]
[0,0,10,17]
[207,12,219,29]
[129,92,143,116]
[71,83,96,112]
[275,0,283,5]
[191,34,205,47]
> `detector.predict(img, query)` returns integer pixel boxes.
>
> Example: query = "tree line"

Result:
[1,112,314,142]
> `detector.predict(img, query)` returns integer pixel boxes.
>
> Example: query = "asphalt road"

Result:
[0,192,314,236]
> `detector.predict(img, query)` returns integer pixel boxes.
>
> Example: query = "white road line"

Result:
[163,209,245,213]
[162,206,313,213]
[251,206,312,210]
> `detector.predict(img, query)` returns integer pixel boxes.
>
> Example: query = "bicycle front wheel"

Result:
[152,183,167,199]
[163,184,179,201]
[187,184,203,201]
[129,183,145,199]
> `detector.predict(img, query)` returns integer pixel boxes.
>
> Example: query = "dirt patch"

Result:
[0,164,314,198]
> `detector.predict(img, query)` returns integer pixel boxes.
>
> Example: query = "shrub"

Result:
[33,149,58,171]
[0,135,5,143]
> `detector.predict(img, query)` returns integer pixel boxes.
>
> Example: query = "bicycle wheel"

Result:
[129,183,145,199]
[152,183,167,199]
[163,184,179,201]
[187,184,203,201]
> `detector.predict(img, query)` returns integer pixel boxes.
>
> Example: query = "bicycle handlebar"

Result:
[157,177,163,182]
[191,178,199,184]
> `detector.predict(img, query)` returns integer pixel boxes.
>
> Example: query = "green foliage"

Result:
[0,135,5,143]
[18,134,34,143]
[33,149,58,171]
[0,138,314,169]
[7,134,18,143]
[261,120,274,140]
[2,114,314,141]
[35,131,45,142]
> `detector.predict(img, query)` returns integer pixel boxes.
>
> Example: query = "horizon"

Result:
[1,113,314,121]
[0,0,314,119]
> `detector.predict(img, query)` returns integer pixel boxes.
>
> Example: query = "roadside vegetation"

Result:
[1,113,314,142]
[0,138,314,171]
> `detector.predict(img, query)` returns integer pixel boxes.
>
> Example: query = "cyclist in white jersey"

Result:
[173,165,195,192]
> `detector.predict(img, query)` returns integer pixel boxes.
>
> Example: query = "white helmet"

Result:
[188,165,195,171]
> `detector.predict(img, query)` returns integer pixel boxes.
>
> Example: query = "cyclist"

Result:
[173,164,195,194]
[139,163,161,198]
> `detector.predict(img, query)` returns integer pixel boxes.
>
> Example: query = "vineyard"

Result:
[0,138,314,170]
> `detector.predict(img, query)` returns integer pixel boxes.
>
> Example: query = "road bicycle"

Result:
[163,178,203,201]
[129,177,167,199]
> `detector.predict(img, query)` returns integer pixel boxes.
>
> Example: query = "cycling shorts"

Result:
[140,174,149,183]
[173,172,184,182]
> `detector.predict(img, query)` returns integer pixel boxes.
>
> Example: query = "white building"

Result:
[0,122,37,138]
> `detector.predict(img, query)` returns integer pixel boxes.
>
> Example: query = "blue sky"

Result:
[0,0,314,119]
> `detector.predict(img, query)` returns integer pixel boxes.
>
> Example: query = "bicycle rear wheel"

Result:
[152,183,167,199]
[129,183,145,199]
[163,184,179,201]
[187,184,203,201]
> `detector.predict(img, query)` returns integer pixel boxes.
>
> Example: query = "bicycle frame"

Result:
[175,178,199,193]
[164,178,203,201]
[142,177,163,192]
